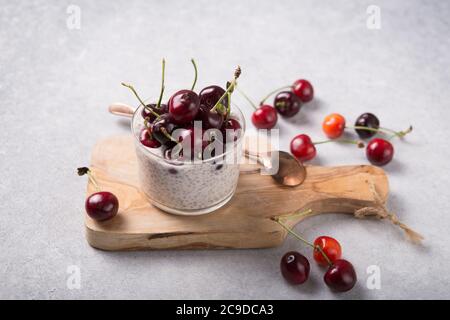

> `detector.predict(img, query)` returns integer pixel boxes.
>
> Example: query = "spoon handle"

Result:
[109,103,135,118]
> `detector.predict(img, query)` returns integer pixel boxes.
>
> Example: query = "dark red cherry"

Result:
[168,89,200,124]
[151,113,177,146]
[222,118,242,142]
[290,134,316,162]
[139,128,161,148]
[85,191,119,221]
[197,105,224,129]
[274,91,302,117]
[280,251,310,285]
[141,103,168,122]
[199,85,228,109]
[292,79,314,103]
[366,138,394,166]
[355,113,380,139]
[251,105,278,129]
[324,259,357,292]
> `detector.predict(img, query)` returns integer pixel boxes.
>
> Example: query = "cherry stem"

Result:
[346,125,413,139]
[260,85,292,105]
[77,167,100,192]
[156,58,165,108]
[236,86,258,111]
[271,216,333,266]
[226,91,231,120]
[313,139,365,148]
[211,66,241,112]
[121,82,160,119]
[161,127,179,144]
[191,58,198,91]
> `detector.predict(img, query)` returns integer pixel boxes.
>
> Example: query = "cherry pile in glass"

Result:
[124,59,243,162]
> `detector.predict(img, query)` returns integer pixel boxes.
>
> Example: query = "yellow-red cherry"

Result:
[322,113,346,139]
[313,236,342,266]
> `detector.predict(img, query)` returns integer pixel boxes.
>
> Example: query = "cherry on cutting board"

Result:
[78,167,119,221]
[274,91,302,118]
[366,138,394,166]
[280,251,310,285]
[85,191,119,221]
[313,236,342,266]
[324,259,357,292]
[292,79,314,102]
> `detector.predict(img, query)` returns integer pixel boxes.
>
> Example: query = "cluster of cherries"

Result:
[249,79,314,129]
[291,112,412,166]
[246,78,412,166]
[126,59,242,161]
[274,212,356,292]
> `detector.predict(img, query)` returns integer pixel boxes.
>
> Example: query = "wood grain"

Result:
[85,135,389,250]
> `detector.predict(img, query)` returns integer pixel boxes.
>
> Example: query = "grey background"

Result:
[1,0,449,299]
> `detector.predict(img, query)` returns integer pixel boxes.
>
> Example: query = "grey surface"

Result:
[1,0,449,300]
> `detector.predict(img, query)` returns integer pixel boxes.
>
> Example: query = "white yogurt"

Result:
[132,105,245,215]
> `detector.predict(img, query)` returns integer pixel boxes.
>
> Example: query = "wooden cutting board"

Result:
[85,135,389,251]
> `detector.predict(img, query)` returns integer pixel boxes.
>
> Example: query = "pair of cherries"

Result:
[291,112,412,166]
[251,79,314,129]
[126,60,242,161]
[275,216,356,292]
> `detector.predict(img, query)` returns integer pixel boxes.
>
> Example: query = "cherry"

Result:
[313,236,342,266]
[199,85,228,110]
[324,259,357,292]
[251,105,278,129]
[274,91,302,117]
[236,86,277,129]
[354,113,379,139]
[197,104,224,129]
[366,138,394,166]
[168,89,200,124]
[141,103,168,121]
[151,113,177,146]
[280,251,310,285]
[78,167,119,222]
[139,128,161,148]
[290,134,316,162]
[292,79,314,103]
[290,134,363,162]
[222,118,242,142]
[322,113,346,139]
[85,192,119,221]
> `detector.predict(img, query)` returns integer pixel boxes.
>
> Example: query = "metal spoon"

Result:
[244,149,306,187]
[109,103,306,187]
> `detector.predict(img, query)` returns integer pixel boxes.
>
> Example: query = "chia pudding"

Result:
[132,104,245,215]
